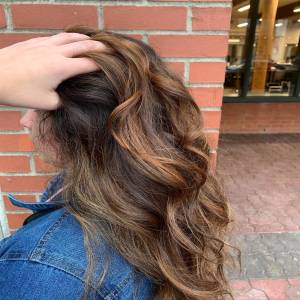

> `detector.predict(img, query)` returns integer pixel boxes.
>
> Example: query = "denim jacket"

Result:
[0,173,156,300]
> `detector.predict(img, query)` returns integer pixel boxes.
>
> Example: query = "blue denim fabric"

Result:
[0,173,156,299]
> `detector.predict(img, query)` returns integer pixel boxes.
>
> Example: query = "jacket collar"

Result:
[7,194,63,212]
[7,172,65,212]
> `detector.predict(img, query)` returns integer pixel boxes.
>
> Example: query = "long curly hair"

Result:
[36,25,240,300]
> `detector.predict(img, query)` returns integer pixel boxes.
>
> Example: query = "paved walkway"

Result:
[217,134,300,299]
[230,278,300,300]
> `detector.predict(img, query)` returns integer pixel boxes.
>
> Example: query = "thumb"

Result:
[44,90,62,110]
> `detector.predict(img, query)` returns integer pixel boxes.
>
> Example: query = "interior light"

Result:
[293,7,300,13]
[259,18,262,21]
[228,38,241,43]
[298,19,300,22]
[238,4,250,12]
[237,22,248,28]
[275,22,283,27]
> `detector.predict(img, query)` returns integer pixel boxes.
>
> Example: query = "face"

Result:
[20,109,57,165]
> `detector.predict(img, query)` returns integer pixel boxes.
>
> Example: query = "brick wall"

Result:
[0,0,232,234]
[221,103,300,133]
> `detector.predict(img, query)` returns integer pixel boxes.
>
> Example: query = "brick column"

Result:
[0,0,232,234]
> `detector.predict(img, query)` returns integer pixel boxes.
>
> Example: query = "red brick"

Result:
[0,156,30,173]
[126,34,144,41]
[190,62,226,83]
[0,111,23,130]
[189,87,224,107]
[221,103,300,133]
[192,8,232,31]
[0,33,50,49]
[230,280,251,292]
[0,175,52,192]
[205,131,219,150]
[165,62,185,80]
[104,6,186,30]
[11,4,98,29]
[34,155,58,173]
[250,278,289,299]
[202,110,221,129]
[7,212,32,229]
[149,35,228,58]
[288,278,300,286]
[285,285,300,299]
[0,5,6,28]
[3,194,36,211]
[0,134,34,152]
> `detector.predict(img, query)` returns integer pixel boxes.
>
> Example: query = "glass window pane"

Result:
[225,0,300,98]
[248,0,300,97]
[224,1,251,96]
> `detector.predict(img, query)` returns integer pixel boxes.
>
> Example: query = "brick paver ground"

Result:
[230,278,300,300]
[217,134,300,234]
[217,134,300,299]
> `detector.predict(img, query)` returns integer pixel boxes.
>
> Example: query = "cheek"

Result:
[29,115,43,149]
[30,119,40,143]
[30,124,41,152]
[30,119,59,165]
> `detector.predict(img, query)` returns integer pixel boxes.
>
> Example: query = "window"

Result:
[224,0,300,102]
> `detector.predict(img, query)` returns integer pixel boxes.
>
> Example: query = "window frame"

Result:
[223,0,300,103]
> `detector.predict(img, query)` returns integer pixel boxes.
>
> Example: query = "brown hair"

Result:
[37,25,240,300]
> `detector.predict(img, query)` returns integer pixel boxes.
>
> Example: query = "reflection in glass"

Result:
[224,0,300,98]
[224,0,250,96]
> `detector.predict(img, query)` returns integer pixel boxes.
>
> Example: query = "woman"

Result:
[0,25,239,300]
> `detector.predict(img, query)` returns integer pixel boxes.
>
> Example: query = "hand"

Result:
[0,32,105,110]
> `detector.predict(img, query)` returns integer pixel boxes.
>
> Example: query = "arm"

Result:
[0,32,105,110]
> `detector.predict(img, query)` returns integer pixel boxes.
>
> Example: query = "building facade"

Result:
[222,0,300,133]
[0,0,299,235]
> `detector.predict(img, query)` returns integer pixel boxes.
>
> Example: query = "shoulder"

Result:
[0,207,156,299]
[0,259,91,300]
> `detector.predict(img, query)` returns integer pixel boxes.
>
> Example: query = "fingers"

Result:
[42,32,92,46]
[59,39,105,58]
[6,32,92,50]
[60,57,101,79]
[16,36,49,45]
[2,33,105,57]
[1,36,49,50]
